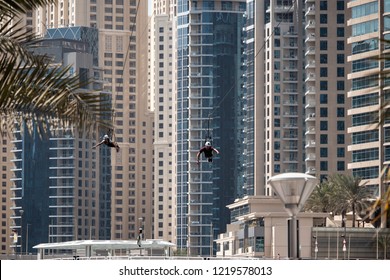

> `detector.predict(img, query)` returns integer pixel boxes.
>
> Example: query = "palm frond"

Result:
[0,0,57,17]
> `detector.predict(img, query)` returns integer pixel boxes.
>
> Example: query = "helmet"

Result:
[205,142,211,147]
[103,135,109,140]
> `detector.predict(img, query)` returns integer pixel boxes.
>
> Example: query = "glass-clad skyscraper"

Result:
[176,0,246,256]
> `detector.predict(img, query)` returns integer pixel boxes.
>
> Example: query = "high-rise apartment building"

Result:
[304,0,351,182]
[174,0,246,256]
[347,0,389,228]
[32,0,152,241]
[150,10,175,241]
[242,0,351,196]
[1,34,105,255]
[1,0,152,255]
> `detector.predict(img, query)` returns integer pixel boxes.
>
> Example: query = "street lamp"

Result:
[268,172,318,259]
[313,235,318,260]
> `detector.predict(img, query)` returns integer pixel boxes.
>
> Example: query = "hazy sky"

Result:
[148,0,152,15]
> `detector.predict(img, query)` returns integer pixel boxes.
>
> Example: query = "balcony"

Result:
[305,153,316,161]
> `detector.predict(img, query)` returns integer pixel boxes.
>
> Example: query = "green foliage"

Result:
[305,174,375,227]
[0,0,113,135]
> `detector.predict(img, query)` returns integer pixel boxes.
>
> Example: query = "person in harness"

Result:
[197,141,219,163]
[92,134,120,152]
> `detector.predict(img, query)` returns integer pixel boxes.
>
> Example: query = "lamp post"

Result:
[313,235,318,260]
[341,219,347,260]
[268,173,318,259]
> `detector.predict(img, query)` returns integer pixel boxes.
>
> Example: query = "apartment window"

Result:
[352,148,379,162]
[337,81,345,90]
[337,148,345,157]
[320,14,327,24]
[320,67,328,77]
[320,54,328,63]
[320,27,327,37]
[320,81,328,90]
[337,14,345,24]
[320,108,328,117]
[320,41,327,50]
[337,121,345,130]
[320,94,328,104]
[337,28,344,37]
[353,130,379,144]
[352,20,378,37]
[337,54,344,64]
[352,93,378,108]
[320,121,328,131]
[337,1,344,10]
[320,161,328,171]
[159,27,164,33]
[352,75,378,91]
[337,161,345,171]
[337,67,344,77]
[320,135,328,144]
[337,41,344,50]
[320,148,328,157]
[337,134,345,144]
[337,108,345,117]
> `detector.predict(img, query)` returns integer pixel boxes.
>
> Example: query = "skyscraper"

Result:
[243,0,351,196]
[174,0,246,256]
[1,0,152,254]
[32,0,152,241]
[347,0,388,228]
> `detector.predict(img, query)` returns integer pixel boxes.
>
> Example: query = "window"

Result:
[320,148,328,158]
[337,1,344,10]
[337,14,344,24]
[320,161,328,171]
[337,134,345,144]
[337,81,345,90]
[337,108,345,117]
[320,54,328,63]
[320,81,328,90]
[337,147,345,157]
[337,94,345,104]
[337,28,344,37]
[320,94,328,104]
[320,108,328,117]
[337,54,344,64]
[337,161,345,171]
[320,121,328,131]
[320,27,328,37]
[320,41,327,50]
[337,41,344,50]
[320,14,327,24]
[320,67,328,77]
[337,67,345,77]
[352,130,379,144]
[337,121,345,130]
[320,1,327,10]
[320,134,328,144]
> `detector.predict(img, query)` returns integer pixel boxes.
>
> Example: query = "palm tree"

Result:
[0,0,112,134]
[305,174,375,227]
[304,180,334,213]
[328,174,374,227]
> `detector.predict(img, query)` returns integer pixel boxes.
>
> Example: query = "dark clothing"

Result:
[199,147,214,158]
[104,140,116,148]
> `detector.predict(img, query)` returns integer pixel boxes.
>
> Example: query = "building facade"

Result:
[174,0,246,256]
[347,0,389,228]
[32,0,153,241]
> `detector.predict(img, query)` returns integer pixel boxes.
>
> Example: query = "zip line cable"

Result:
[206,0,297,124]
